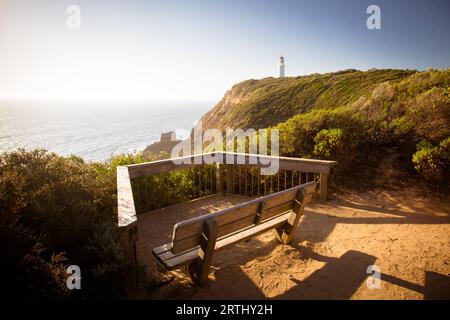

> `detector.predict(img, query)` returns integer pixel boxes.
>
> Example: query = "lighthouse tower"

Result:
[279,55,285,78]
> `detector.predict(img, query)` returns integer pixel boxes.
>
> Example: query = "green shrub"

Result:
[412,137,450,182]
[407,87,450,143]
[313,128,344,160]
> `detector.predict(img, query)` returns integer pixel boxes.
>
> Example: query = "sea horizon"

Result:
[0,100,213,161]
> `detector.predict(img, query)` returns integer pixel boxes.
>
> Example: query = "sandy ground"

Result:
[134,185,450,300]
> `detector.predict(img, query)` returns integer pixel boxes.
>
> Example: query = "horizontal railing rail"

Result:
[125,152,336,177]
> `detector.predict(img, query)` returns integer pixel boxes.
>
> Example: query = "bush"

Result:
[412,137,450,183]
[0,149,127,299]
[0,214,70,300]
[407,87,450,143]
[313,128,344,160]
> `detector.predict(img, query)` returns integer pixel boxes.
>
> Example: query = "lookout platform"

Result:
[116,152,337,291]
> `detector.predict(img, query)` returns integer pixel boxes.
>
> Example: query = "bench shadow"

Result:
[197,247,377,299]
[274,247,377,299]
[193,264,267,299]
[193,245,377,299]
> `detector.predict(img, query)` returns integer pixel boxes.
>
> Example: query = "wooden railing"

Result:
[224,165,321,197]
[216,152,335,199]
[129,165,217,214]
[117,152,337,228]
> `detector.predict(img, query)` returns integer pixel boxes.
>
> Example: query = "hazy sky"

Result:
[0,0,449,103]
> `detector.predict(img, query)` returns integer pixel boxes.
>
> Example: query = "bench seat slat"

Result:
[152,243,172,256]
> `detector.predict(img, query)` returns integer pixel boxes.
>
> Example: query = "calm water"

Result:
[0,101,212,161]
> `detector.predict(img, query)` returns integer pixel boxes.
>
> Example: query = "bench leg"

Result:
[273,189,308,245]
[187,219,218,286]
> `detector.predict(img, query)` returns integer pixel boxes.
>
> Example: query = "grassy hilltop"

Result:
[201,69,416,130]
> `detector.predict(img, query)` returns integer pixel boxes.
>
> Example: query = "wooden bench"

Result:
[153,181,316,285]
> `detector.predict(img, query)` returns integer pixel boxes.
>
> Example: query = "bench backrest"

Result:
[171,181,316,254]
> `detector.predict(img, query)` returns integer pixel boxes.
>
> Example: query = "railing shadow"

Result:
[330,198,450,218]
[381,271,450,300]
[423,271,450,300]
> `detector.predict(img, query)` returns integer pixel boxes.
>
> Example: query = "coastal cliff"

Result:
[200,69,415,130]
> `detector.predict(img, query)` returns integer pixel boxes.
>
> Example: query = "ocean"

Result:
[0,101,212,161]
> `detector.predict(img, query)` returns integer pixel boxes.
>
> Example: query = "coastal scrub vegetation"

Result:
[274,69,450,187]
[0,149,215,299]
[0,149,127,299]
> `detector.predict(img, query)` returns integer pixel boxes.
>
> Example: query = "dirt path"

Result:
[138,186,450,300]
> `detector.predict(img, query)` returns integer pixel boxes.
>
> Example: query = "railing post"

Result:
[117,165,139,292]
[216,164,224,193]
[118,223,138,290]
[320,173,329,200]
[226,164,234,194]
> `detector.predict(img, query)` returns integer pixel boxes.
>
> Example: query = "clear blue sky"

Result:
[0,0,449,102]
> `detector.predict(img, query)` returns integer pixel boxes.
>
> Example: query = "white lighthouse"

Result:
[279,55,285,78]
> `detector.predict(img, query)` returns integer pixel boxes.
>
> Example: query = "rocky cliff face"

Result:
[199,79,262,131]
[143,131,181,158]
